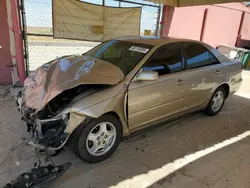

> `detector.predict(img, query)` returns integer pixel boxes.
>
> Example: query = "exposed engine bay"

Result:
[20,84,108,150]
[38,84,108,118]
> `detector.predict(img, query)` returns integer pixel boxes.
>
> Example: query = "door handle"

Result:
[216,70,220,75]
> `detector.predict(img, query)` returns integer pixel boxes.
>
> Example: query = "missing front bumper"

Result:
[30,115,70,150]
[28,111,87,151]
[17,91,87,151]
[28,134,70,151]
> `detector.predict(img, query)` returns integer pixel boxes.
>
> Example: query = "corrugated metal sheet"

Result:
[145,0,246,7]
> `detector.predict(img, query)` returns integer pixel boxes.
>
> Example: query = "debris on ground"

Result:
[4,147,71,188]
[4,163,71,188]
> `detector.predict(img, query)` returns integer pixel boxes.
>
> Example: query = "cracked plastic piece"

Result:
[4,163,72,188]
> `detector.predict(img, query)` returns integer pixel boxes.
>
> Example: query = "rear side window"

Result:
[143,43,182,76]
[183,43,219,69]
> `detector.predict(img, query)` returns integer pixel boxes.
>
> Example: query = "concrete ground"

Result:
[149,136,250,188]
[0,71,250,187]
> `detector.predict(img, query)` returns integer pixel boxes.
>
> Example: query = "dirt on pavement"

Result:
[0,71,250,187]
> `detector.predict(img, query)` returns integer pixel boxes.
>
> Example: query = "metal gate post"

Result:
[20,0,29,76]
[155,4,162,37]
[11,0,26,85]
[160,5,174,37]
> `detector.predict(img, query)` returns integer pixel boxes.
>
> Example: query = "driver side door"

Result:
[128,43,186,131]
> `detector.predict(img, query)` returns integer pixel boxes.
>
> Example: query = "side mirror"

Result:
[136,71,158,81]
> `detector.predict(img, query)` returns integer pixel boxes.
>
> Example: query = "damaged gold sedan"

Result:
[17,37,242,163]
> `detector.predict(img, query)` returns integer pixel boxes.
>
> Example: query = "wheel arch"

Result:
[205,83,230,109]
[102,111,125,135]
[216,83,230,99]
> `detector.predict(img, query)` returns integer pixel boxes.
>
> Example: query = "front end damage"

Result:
[9,55,124,187]
[19,84,106,152]
[28,115,70,151]
[25,109,87,152]
[11,85,106,187]
[9,89,89,187]
[18,54,124,151]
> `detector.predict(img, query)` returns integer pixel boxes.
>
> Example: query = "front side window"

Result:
[142,43,182,76]
[183,43,219,69]
[85,40,153,75]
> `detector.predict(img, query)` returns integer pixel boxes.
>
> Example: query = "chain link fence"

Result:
[23,0,161,71]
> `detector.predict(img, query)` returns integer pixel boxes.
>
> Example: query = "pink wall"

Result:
[216,3,250,13]
[168,6,206,40]
[0,0,12,85]
[237,13,250,47]
[162,3,250,48]
[202,6,242,47]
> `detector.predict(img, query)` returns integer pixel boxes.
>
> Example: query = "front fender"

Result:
[57,84,129,136]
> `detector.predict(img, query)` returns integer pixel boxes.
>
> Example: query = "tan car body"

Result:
[53,37,242,140]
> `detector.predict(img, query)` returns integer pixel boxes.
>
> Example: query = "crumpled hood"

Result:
[24,55,124,110]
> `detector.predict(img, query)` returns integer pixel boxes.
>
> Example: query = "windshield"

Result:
[85,40,153,75]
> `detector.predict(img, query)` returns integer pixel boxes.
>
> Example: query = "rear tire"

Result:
[204,87,226,116]
[73,114,122,163]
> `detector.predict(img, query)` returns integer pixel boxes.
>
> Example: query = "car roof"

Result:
[117,36,203,46]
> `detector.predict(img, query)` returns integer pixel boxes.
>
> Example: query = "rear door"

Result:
[128,43,186,131]
[180,42,226,112]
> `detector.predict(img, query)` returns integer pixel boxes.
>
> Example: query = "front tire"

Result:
[73,114,122,163]
[204,87,226,116]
